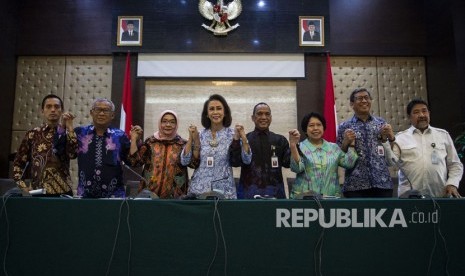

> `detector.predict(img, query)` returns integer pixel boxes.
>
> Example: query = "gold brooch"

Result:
[209,138,219,147]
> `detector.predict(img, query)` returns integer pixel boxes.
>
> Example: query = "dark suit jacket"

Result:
[122,31,139,41]
[303,31,320,42]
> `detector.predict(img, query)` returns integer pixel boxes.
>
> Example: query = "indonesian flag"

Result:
[322,53,337,142]
[120,52,133,135]
[121,20,127,34]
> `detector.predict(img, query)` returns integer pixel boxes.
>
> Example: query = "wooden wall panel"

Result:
[0,0,18,177]
[329,0,427,55]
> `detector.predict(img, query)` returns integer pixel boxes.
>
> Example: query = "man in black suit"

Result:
[121,20,139,41]
[303,21,320,42]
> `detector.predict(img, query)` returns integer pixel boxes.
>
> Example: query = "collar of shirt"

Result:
[88,125,115,136]
[302,139,330,153]
[409,125,432,135]
[254,128,270,136]
[351,114,374,123]
[41,123,65,134]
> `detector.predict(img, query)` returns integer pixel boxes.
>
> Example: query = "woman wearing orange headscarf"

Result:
[128,110,189,198]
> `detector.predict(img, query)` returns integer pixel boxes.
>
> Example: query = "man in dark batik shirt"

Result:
[230,102,290,198]
[13,94,77,196]
[73,98,134,198]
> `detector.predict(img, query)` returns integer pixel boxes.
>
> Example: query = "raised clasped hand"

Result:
[188,124,199,141]
[235,123,245,139]
[130,125,143,139]
[344,128,356,146]
[288,129,301,145]
[61,112,75,130]
[380,124,394,141]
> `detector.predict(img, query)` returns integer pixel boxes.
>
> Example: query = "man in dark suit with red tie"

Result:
[121,20,139,41]
[303,21,321,42]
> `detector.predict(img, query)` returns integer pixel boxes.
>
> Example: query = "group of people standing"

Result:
[13,88,463,199]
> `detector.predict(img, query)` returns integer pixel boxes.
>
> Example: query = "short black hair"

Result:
[406,98,429,115]
[301,112,326,133]
[252,102,270,115]
[349,88,372,102]
[201,94,232,129]
[41,94,64,110]
[308,21,315,26]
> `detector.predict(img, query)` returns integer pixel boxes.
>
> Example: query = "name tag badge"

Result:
[271,156,279,168]
[207,156,214,167]
[431,150,439,164]
[377,145,385,156]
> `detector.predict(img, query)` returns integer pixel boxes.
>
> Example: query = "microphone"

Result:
[21,162,47,196]
[121,161,159,199]
[198,176,228,200]
[20,161,30,180]
[391,157,422,199]
[294,190,322,200]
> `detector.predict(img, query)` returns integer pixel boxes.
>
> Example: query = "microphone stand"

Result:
[198,176,228,200]
[121,161,159,199]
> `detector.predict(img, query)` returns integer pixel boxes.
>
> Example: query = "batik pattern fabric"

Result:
[13,123,77,194]
[337,115,393,192]
[230,129,290,199]
[75,125,130,198]
[128,135,189,198]
[290,139,358,197]
[181,127,252,199]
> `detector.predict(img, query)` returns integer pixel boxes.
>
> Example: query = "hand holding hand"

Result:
[235,124,246,140]
[343,128,356,146]
[188,124,200,143]
[288,129,301,145]
[61,112,76,131]
[130,125,143,140]
[381,124,395,141]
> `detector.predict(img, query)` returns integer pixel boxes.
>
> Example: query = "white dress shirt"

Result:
[386,125,463,197]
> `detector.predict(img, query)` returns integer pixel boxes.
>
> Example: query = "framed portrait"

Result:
[299,16,324,47]
[117,16,143,46]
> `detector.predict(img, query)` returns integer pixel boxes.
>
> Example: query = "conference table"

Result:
[1,197,464,276]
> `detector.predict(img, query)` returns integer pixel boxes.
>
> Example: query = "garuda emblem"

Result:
[199,0,242,36]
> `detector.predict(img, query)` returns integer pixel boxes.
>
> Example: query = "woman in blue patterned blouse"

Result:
[181,94,252,199]
[289,112,358,198]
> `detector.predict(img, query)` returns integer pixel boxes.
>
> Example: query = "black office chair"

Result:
[0,178,18,196]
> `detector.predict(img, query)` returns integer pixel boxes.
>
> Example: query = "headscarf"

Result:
[153,110,179,140]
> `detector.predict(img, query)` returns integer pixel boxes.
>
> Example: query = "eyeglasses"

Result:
[161,120,177,125]
[354,95,371,102]
[92,108,113,114]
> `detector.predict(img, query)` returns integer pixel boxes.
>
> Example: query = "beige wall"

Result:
[11,56,113,191]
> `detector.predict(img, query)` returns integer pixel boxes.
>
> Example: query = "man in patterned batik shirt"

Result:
[13,94,77,196]
[230,102,290,198]
[73,98,134,198]
[337,88,394,197]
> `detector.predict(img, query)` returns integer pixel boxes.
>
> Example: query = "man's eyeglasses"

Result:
[354,95,371,102]
[92,108,113,114]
